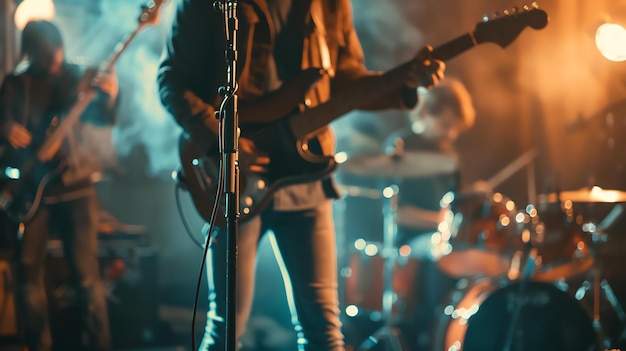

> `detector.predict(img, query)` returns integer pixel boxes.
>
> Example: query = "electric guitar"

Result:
[178,5,549,226]
[0,0,167,223]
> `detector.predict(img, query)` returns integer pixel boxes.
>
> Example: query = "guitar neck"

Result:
[36,27,144,161]
[103,28,142,70]
[431,32,477,61]
[288,32,478,139]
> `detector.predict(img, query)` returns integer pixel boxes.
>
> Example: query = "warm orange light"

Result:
[595,23,626,62]
[14,0,56,31]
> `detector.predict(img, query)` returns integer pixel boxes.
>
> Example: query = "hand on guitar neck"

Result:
[38,67,119,162]
[91,66,119,104]
[405,45,446,89]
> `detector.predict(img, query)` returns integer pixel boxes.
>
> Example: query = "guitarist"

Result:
[0,20,118,351]
[158,0,444,350]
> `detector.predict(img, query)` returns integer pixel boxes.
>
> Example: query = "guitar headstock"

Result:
[138,0,168,28]
[474,3,548,48]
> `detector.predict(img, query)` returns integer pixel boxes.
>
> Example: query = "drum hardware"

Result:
[502,277,530,351]
[484,148,538,206]
[575,278,626,335]
[572,204,626,348]
[500,206,539,351]
[502,240,541,351]
[357,185,403,351]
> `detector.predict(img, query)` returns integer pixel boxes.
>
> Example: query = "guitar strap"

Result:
[309,0,335,78]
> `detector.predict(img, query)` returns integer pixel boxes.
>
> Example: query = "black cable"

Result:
[191,91,230,351]
[190,157,224,351]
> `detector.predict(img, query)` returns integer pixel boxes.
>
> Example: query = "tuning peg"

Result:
[213,1,224,12]
[481,13,490,22]
[503,9,510,16]
[512,6,520,14]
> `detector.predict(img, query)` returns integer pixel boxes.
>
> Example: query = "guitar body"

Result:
[179,115,337,226]
[0,144,65,223]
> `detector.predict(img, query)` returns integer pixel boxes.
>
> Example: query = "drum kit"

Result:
[335,149,626,351]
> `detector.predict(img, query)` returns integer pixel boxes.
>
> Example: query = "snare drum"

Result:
[433,192,522,278]
[433,278,598,351]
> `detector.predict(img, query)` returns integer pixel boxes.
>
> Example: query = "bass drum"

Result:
[432,279,599,351]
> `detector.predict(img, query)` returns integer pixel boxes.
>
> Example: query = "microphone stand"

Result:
[215,1,240,350]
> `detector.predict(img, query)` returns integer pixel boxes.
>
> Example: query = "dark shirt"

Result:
[385,127,460,238]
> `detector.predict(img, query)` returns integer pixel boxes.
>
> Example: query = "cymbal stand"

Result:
[359,185,402,351]
[502,219,537,351]
[577,207,626,349]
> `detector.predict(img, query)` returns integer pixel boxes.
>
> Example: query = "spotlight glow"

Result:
[14,0,56,30]
[345,305,359,317]
[334,151,348,164]
[596,23,626,62]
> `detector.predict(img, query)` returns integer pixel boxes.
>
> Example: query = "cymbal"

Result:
[338,151,458,179]
[539,186,626,203]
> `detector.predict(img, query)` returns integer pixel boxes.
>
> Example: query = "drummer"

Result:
[383,77,480,351]
[387,78,478,245]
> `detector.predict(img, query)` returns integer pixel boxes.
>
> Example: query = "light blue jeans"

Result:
[199,200,345,351]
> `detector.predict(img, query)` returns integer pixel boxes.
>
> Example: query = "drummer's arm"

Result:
[459,180,493,194]
[396,204,446,231]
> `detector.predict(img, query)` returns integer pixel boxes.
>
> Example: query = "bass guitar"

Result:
[0,0,167,223]
[178,5,549,226]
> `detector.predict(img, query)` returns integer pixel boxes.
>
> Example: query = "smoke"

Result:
[54,0,181,179]
[114,35,181,178]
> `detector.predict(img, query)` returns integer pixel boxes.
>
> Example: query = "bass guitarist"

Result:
[0,20,118,351]
[158,0,444,350]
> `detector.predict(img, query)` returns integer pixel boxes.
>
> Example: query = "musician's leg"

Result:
[199,216,263,351]
[18,205,53,351]
[56,193,110,351]
[271,200,345,351]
